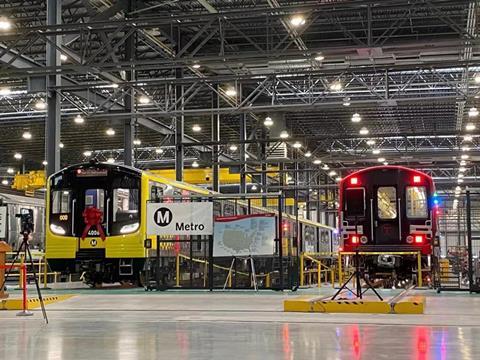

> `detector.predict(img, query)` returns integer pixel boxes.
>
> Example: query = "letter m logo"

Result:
[154,207,173,227]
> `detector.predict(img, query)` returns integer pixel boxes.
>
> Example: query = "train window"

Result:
[406,186,428,218]
[52,190,71,214]
[377,187,397,219]
[85,189,105,213]
[112,188,139,234]
[345,188,365,217]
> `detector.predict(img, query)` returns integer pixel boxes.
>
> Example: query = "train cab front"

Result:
[45,162,145,284]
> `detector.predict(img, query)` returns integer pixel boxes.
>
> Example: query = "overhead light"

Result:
[192,124,202,132]
[456,186,462,191]
[192,160,199,168]
[83,151,92,157]
[292,141,302,149]
[462,146,470,152]
[304,151,312,158]
[0,19,12,31]
[366,139,376,145]
[279,130,289,139]
[343,97,351,106]
[383,161,389,166]
[229,144,238,151]
[322,164,329,170]
[35,100,46,110]
[329,82,342,92]
[106,157,115,163]
[465,123,476,131]
[458,178,464,183]
[1,179,8,186]
[313,159,322,165]
[359,127,369,135]
[111,83,119,89]
[461,154,469,160]
[225,88,237,97]
[290,15,305,27]
[155,148,164,154]
[7,168,14,174]
[463,135,473,142]
[314,54,325,61]
[378,157,386,162]
[139,95,150,104]
[106,128,115,136]
[192,63,201,69]
[458,173,464,178]
[474,74,480,84]
[264,117,274,127]
[468,107,479,117]
[133,139,141,145]
[14,153,22,160]
[0,87,11,96]
[245,154,250,159]
[59,142,64,148]
[328,170,337,177]
[42,160,48,166]
[60,54,68,62]
[335,176,342,182]
[22,131,32,140]
[251,184,258,191]
[460,160,467,166]
[74,115,85,124]
[351,113,361,123]
[459,167,467,172]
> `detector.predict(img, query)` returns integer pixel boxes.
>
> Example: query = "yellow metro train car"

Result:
[46,161,334,285]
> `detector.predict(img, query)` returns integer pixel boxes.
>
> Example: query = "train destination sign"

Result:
[146,202,213,236]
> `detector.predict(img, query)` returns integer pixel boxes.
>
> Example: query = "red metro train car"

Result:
[339,166,437,280]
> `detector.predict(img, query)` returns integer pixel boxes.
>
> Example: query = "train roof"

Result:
[48,161,142,179]
[341,165,434,187]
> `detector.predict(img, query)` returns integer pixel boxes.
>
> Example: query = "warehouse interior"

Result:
[0,1,480,359]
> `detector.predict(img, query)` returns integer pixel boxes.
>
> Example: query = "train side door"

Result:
[374,186,400,244]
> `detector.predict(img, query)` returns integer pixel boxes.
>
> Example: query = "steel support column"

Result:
[261,127,267,206]
[175,29,184,182]
[123,0,136,166]
[45,0,61,176]
[239,113,247,194]
[212,88,220,191]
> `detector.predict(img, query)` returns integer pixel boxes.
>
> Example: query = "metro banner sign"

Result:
[146,202,213,236]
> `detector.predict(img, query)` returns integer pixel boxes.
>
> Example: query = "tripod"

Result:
[332,250,383,301]
[0,231,48,323]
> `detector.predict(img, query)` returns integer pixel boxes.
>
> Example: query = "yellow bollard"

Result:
[18,253,25,289]
[417,251,422,287]
[317,265,321,288]
[300,253,304,286]
[43,256,48,288]
[338,252,343,285]
[176,252,180,287]
[331,269,335,288]
[266,273,271,288]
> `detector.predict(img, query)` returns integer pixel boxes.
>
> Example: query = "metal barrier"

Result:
[5,251,59,289]
[0,263,29,313]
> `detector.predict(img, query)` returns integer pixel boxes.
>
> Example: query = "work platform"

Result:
[284,294,425,314]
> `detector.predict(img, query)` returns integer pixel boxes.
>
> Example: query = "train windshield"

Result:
[406,186,428,218]
[345,188,365,217]
[377,186,397,219]
[49,165,141,237]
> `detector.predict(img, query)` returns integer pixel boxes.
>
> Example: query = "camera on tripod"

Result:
[16,209,34,235]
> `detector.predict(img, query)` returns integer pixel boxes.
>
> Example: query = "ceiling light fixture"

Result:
[34,100,46,110]
[1,179,8,186]
[378,157,386,162]
[106,157,115,163]
[192,63,201,69]
[42,161,48,166]
[279,130,289,139]
[192,160,199,168]
[74,115,85,124]
[314,53,325,61]
[461,154,469,160]
[60,54,68,62]
[264,117,274,127]
[359,127,369,135]
[468,107,479,118]
[106,128,115,136]
[463,135,473,142]
[133,139,141,145]
[192,124,202,132]
[289,15,305,27]
[59,142,64,149]
[313,159,322,165]
[304,151,312,158]
[460,160,467,166]
[329,82,342,92]
[225,88,237,97]
[22,131,32,140]
[0,19,12,31]
[292,141,302,149]
[14,153,22,160]
[83,151,92,157]
[351,113,361,123]
[343,97,351,106]
[7,168,14,174]
[328,170,337,177]
[229,144,238,151]
[155,148,164,154]
[138,95,150,104]
[366,139,376,145]
[465,123,476,131]
[322,164,329,170]
[0,88,11,96]
[372,149,380,155]
[474,74,480,84]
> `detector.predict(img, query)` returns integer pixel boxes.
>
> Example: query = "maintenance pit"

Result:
[1,288,480,359]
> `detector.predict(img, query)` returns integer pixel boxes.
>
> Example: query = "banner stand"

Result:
[223,255,257,291]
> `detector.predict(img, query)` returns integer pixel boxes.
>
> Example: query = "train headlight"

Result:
[406,235,413,244]
[360,236,368,244]
[50,223,66,235]
[120,222,139,234]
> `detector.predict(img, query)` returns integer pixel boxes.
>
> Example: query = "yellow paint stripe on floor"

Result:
[1,295,75,310]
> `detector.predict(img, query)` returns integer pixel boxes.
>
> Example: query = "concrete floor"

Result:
[1,289,480,360]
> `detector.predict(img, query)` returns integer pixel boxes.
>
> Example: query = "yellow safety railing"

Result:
[175,253,272,288]
[337,251,424,288]
[300,252,337,288]
[6,251,59,289]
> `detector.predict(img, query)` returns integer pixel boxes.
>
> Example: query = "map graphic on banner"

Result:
[213,214,276,257]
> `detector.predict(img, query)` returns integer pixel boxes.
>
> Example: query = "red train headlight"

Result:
[351,235,359,244]
[414,235,424,244]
